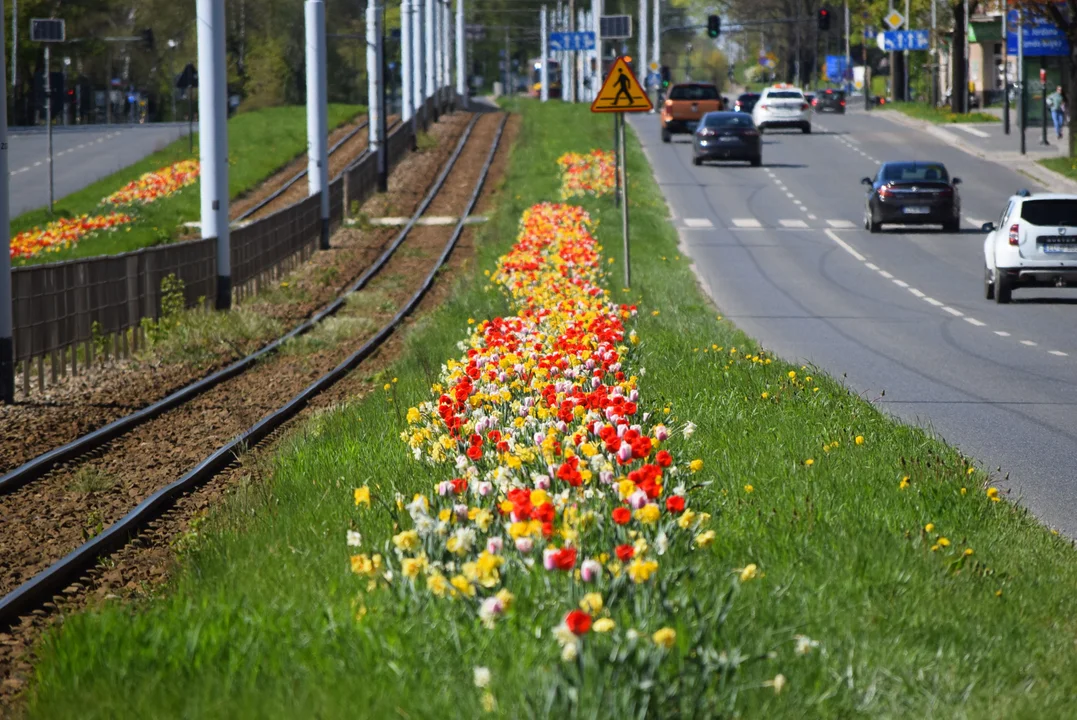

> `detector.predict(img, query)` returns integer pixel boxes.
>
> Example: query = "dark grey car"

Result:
[692,112,762,167]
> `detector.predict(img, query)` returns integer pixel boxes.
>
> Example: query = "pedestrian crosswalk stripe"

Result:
[732,218,762,228]
[683,218,713,228]
[826,219,855,228]
[779,219,808,228]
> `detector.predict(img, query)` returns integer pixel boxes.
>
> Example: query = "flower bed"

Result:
[10,212,134,259]
[557,150,616,200]
[103,159,200,206]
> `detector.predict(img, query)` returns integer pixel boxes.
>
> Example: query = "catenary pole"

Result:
[426,0,436,103]
[1003,7,1009,134]
[305,1,330,250]
[366,3,380,154]
[1019,6,1025,154]
[541,6,549,102]
[0,0,13,403]
[844,1,850,94]
[639,0,648,101]
[402,0,413,121]
[378,4,389,191]
[413,0,424,128]
[595,0,603,101]
[197,0,231,310]
[456,0,466,105]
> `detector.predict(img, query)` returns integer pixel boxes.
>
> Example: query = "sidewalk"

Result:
[876,107,1077,193]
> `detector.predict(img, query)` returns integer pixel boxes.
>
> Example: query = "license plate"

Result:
[903,206,930,215]
[1042,244,1077,253]
[718,136,739,142]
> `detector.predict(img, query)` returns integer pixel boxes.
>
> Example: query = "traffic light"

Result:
[707,15,720,39]
[817,8,830,32]
[141,28,155,51]
[660,65,671,88]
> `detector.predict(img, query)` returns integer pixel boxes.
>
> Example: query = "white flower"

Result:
[561,642,579,662]
[683,421,697,438]
[794,635,819,656]
[473,666,492,688]
[654,531,669,556]
[346,530,362,547]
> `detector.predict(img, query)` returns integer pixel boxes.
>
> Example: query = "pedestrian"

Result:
[1048,85,1066,140]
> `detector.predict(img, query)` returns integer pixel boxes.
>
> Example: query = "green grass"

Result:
[1037,156,1077,180]
[883,100,998,124]
[14,104,364,266]
[24,100,1077,719]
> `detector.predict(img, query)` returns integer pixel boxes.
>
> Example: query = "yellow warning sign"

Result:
[590,57,653,113]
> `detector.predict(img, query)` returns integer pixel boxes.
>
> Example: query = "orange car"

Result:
[661,83,725,143]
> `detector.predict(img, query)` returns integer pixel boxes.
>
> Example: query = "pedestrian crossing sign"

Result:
[591,57,653,113]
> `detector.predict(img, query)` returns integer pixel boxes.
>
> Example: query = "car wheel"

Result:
[662,130,671,143]
[692,156,702,166]
[802,124,812,134]
[750,155,762,167]
[984,264,995,300]
[994,270,1013,304]
[866,208,881,233]
[757,125,765,135]
[943,219,960,233]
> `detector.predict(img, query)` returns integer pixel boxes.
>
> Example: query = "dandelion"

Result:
[938,537,951,547]
[353,486,371,507]
[593,618,616,633]
[744,484,754,493]
[964,548,974,556]
[987,487,1001,502]
[924,523,935,533]
[855,435,865,445]
[804,458,814,466]
[738,563,759,582]
[652,627,677,649]
[899,477,910,490]
[689,459,704,473]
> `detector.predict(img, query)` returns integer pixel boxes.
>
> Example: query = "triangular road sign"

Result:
[591,57,653,113]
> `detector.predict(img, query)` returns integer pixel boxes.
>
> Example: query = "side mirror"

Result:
[981,222,996,233]
[860,177,873,186]
[952,177,962,185]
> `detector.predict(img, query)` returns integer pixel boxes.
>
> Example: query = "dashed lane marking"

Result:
[683,218,714,228]
[964,317,986,327]
[827,219,856,228]
[865,262,880,271]
[908,288,926,298]
[732,218,762,228]
[1050,350,1069,357]
[1021,340,1038,346]
[942,306,964,317]
[995,331,1011,337]
[823,228,867,261]
[779,219,808,228]
[892,279,909,288]
[924,297,944,306]
[879,270,894,279]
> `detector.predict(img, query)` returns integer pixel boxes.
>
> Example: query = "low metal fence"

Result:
[11,94,451,395]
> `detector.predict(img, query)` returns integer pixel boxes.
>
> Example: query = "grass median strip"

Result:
[22,100,1077,719]
[882,101,998,124]
[13,104,363,265]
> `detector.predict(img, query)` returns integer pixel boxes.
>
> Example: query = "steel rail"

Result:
[0,112,482,498]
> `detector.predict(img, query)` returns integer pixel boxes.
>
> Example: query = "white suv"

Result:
[751,85,812,134]
[982,191,1077,303]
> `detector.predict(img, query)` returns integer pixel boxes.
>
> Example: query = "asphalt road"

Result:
[7,123,192,216]
[629,106,1077,537]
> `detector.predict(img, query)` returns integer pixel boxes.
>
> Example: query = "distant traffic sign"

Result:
[1006,10,1069,57]
[879,29,929,51]
[30,18,65,42]
[549,31,595,52]
[591,56,652,113]
[600,15,632,39]
[884,10,904,30]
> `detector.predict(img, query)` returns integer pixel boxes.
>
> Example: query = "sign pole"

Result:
[541,7,549,102]
[0,0,13,404]
[45,44,52,214]
[613,111,620,207]
[1040,61,1049,146]
[1019,9,1026,155]
[1002,9,1009,134]
[619,113,630,288]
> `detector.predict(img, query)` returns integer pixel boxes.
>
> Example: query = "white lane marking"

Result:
[823,228,867,261]
[865,262,880,271]
[924,297,944,306]
[956,125,990,138]
[785,192,796,198]
[1050,350,1068,356]
[827,219,856,228]
[732,218,762,228]
[33,161,41,167]
[892,278,909,288]
[879,270,894,279]
[965,217,988,227]
[808,214,818,220]
[683,218,714,228]
[964,317,986,327]
[908,288,925,298]
[1021,340,1038,346]
[942,306,964,317]
[995,331,1011,337]
[780,219,808,228]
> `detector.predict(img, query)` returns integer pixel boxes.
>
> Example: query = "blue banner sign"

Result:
[549,31,596,52]
[881,30,929,51]
[1006,11,1069,57]
[825,55,848,80]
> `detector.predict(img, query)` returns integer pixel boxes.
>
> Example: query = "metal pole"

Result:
[378,4,389,192]
[426,0,436,102]
[1041,58,1049,146]
[10,0,15,91]
[541,6,549,102]
[596,0,604,100]
[106,51,112,125]
[0,0,14,404]
[505,28,510,97]
[1003,8,1009,134]
[568,0,576,102]
[402,0,413,121]
[305,0,330,250]
[456,0,466,105]
[863,40,870,110]
[613,112,620,207]
[1019,8,1025,155]
[413,0,423,129]
[45,46,53,214]
[619,113,630,288]
[188,89,194,154]
[844,1,850,94]
[367,3,380,154]
[963,0,969,113]
[170,48,177,121]
[639,0,648,102]
[197,0,231,310]
[931,0,938,106]
[904,0,909,101]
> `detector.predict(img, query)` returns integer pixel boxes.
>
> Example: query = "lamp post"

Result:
[62,56,70,126]
[168,39,178,121]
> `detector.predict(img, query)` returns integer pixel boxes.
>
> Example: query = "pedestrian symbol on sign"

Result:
[590,57,653,113]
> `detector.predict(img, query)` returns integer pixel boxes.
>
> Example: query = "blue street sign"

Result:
[825,55,848,81]
[549,31,596,52]
[881,30,929,51]
[1006,10,1069,57]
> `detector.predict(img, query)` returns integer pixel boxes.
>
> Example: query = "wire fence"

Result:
[11,90,452,396]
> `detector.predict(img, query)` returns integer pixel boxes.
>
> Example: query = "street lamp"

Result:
[62,56,71,125]
[168,39,178,121]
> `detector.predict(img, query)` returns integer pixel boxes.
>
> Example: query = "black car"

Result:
[862,162,962,233]
[692,112,762,167]
[733,92,760,113]
[814,88,846,113]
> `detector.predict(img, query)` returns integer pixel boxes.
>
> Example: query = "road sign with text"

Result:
[1006,10,1069,57]
[549,31,596,52]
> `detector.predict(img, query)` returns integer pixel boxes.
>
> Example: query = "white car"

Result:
[751,85,812,134]
[982,191,1077,303]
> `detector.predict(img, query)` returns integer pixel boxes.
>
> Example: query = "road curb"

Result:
[877,109,1077,194]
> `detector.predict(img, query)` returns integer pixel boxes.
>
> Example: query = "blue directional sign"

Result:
[549,31,596,52]
[825,55,848,81]
[881,30,929,51]
[1006,11,1069,57]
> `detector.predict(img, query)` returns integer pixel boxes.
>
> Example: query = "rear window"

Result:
[738,94,760,101]
[823,90,845,100]
[705,114,755,128]
[766,91,804,99]
[669,85,719,100]
[1020,199,1077,226]
[881,163,949,182]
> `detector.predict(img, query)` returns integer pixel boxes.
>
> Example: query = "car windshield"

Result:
[704,114,755,128]
[669,85,719,100]
[881,163,949,183]
[767,91,804,99]
[1020,199,1077,226]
